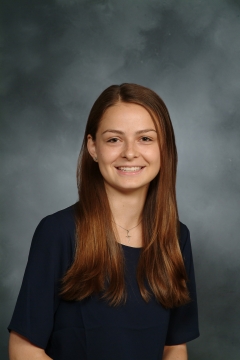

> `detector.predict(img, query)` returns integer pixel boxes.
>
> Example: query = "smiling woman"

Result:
[8,84,199,360]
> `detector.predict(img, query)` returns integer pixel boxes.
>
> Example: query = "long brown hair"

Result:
[61,83,190,308]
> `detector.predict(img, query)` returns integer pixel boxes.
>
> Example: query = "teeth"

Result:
[118,167,142,171]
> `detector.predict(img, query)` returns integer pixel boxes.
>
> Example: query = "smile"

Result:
[116,166,144,172]
[115,166,145,177]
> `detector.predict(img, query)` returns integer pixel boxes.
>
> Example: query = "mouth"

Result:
[115,166,145,173]
[117,166,143,172]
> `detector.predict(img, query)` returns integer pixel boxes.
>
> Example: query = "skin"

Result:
[87,102,160,247]
[162,344,188,360]
[9,102,187,359]
[9,332,52,360]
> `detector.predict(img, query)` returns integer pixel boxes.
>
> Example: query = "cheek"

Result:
[146,147,161,166]
[153,158,161,174]
[151,154,161,174]
[97,146,120,163]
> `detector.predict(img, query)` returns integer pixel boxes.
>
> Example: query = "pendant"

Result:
[126,230,131,242]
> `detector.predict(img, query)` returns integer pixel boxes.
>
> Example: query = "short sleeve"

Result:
[165,224,200,345]
[8,210,74,349]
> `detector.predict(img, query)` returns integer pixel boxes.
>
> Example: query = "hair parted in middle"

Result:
[61,83,190,308]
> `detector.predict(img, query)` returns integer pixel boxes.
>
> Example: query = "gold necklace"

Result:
[112,220,142,242]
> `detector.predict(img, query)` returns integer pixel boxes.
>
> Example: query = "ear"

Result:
[87,134,97,160]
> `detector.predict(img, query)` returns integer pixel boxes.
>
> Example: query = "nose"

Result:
[121,140,139,160]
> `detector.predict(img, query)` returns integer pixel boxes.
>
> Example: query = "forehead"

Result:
[98,102,156,130]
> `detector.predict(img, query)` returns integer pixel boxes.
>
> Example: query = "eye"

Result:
[141,136,152,142]
[107,137,119,143]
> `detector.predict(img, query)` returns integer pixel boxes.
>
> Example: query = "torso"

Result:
[47,243,170,360]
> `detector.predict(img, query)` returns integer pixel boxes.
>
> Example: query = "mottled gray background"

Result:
[1,0,240,359]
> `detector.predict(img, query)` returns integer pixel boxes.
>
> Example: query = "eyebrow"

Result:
[101,129,157,135]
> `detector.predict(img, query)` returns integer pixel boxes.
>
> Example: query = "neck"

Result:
[105,185,148,228]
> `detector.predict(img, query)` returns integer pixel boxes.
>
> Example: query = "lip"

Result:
[115,166,145,175]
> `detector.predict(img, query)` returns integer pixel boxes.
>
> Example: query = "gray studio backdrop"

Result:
[1,0,240,359]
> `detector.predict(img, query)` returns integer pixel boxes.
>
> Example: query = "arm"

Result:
[8,214,73,358]
[9,332,53,360]
[162,344,187,360]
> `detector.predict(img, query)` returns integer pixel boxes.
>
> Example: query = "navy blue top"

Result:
[8,205,199,359]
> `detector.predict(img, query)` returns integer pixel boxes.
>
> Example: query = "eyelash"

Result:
[141,136,152,142]
[107,136,152,143]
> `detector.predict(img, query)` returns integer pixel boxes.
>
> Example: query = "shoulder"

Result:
[37,204,76,232]
[178,221,191,253]
[39,204,76,227]
[31,204,76,254]
[178,221,195,270]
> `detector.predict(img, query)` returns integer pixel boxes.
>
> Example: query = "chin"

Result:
[116,182,149,193]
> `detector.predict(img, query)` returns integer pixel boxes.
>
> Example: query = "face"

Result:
[87,102,161,194]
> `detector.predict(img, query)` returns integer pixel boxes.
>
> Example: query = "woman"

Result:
[8,83,199,359]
